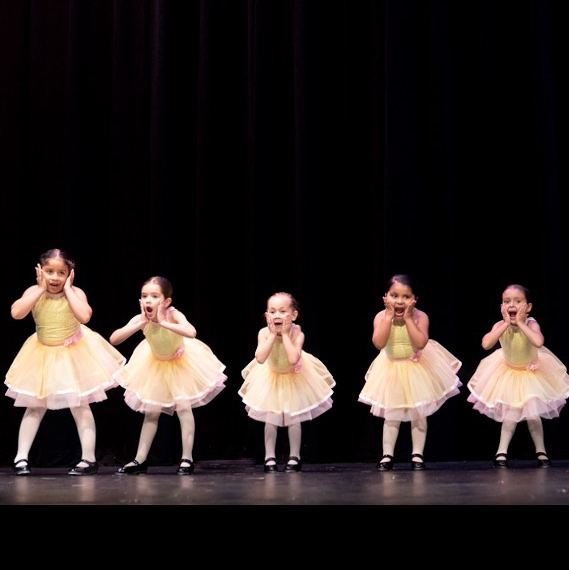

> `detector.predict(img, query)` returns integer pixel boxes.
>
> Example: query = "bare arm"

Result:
[11,285,45,320]
[280,321,303,366]
[517,318,544,348]
[255,327,278,363]
[110,314,147,345]
[372,310,393,350]
[156,305,197,339]
[481,320,509,350]
[513,302,544,348]
[64,285,93,324]
[404,306,429,350]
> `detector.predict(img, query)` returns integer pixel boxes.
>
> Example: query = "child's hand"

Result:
[156,300,168,324]
[266,314,277,335]
[281,315,293,335]
[514,303,528,324]
[383,296,395,317]
[138,299,150,326]
[63,268,75,293]
[500,303,509,322]
[35,264,47,290]
[403,299,416,319]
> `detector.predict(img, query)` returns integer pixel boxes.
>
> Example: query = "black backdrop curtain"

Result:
[1,0,568,467]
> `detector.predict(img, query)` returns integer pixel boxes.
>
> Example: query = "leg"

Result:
[132,411,160,464]
[70,404,97,464]
[264,422,278,472]
[14,407,47,463]
[116,411,160,474]
[410,416,427,469]
[285,423,302,472]
[380,419,401,462]
[68,404,99,475]
[493,419,517,468]
[527,418,552,467]
[497,419,517,455]
[377,419,400,471]
[177,408,196,474]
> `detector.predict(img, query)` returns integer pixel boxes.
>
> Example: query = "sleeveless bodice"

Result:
[384,321,416,359]
[32,294,80,345]
[500,319,538,367]
[268,339,296,373]
[143,321,183,358]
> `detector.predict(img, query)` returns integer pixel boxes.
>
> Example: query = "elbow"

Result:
[11,309,25,320]
[76,308,93,325]
[289,354,302,367]
[415,337,428,350]
[255,354,266,364]
[372,336,385,351]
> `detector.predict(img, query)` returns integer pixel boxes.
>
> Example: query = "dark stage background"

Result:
[1,0,568,468]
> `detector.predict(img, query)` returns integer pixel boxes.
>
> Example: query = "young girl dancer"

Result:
[359,274,462,471]
[239,292,335,472]
[5,248,126,476]
[110,276,227,475]
[467,283,569,468]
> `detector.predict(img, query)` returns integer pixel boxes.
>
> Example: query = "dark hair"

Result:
[39,248,76,271]
[268,292,300,315]
[386,274,418,297]
[503,283,532,304]
[143,276,173,299]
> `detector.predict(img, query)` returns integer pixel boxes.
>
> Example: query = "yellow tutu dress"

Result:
[467,318,569,422]
[5,293,125,409]
[114,312,227,415]
[239,335,335,427]
[359,321,462,421]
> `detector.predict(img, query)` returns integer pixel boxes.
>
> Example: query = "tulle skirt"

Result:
[4,326,126,409]
[359,340,462,421]
[115,337,227,415]
[467,347,569,422]
[239,352,335,427]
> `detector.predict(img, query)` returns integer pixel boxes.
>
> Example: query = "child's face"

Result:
[386,282,416,318]
[141,283,171,320]
[41,258,70,294]
[502,287,531,323]
[265,295,297,330]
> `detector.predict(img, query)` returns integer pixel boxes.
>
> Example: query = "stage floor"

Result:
[2,459,569,505]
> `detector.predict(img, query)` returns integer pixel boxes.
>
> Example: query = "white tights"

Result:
[128,408,196,467]
[380,417,428,462]
[14,405,97,465]
[264,423,302,464]
[497,418,547,456]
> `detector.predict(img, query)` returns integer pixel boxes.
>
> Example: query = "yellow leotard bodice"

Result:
[143,321,183,358]
[500,319,538,367]
[384,321,417,360]
[32,294,80,345]
[268,339,296,373]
